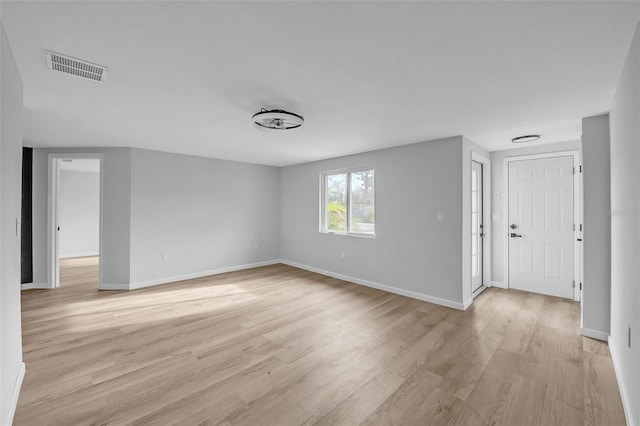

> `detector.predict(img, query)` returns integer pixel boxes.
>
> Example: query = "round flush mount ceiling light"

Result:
[512,134,541,144]
[252,109,304,132]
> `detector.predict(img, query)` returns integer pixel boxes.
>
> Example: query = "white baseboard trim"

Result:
[21,282,49,290]
[5,361,25,426]
[580,327,609,341]
[128,260,281,290]
[491,281,507,289]
[280,259,466,311]
[608,335,633,426]
[99,283,130,291]
[463,297,474,309]
[60,251,99,259]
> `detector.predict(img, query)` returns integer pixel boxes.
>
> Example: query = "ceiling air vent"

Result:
[46,51,109,82]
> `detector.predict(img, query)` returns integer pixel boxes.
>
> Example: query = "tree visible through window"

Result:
[323,169,375,235]
[326,173,347,232]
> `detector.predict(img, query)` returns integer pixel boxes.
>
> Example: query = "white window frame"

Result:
[320,166,376,238]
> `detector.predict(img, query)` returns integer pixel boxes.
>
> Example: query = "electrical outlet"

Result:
[162,252,169,262]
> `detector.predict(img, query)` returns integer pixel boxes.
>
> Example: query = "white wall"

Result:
[609,20,640,426]
[281,136,470,309]
[581,114,611,337]
[59,169,100,258]
[32,147,281,290]
[489,140,581,286]
[1,22,25,426]
[32,148,132,288]
[128,148,281,287]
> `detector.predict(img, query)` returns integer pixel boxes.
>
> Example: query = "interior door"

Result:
[508,156,574,299]
[471,161,484,293]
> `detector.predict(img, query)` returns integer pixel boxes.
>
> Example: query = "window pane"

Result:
[349,170,375,234]
[326,174,347,232]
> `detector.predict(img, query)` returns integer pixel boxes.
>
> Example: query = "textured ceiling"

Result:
[3,1,639,166]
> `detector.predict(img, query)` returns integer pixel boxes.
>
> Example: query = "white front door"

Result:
[471,161,484,293]
[508,156,574,299]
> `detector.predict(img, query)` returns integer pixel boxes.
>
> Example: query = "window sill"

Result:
[320,231,376,239]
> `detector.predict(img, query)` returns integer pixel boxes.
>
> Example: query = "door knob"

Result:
[510,224,518,229]
[510,233,522,238]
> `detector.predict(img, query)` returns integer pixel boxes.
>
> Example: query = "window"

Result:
[322,168,375,236]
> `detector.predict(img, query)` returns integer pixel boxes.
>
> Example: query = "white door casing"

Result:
[508,156,574,299]
[471,160,484,292]
[47,153,104,289]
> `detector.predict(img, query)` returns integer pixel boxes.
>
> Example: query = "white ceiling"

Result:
[2,1,639,166]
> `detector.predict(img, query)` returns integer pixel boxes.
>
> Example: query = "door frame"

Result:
[471,151,491,299]
[47,153,104,289]
[502,150,582,301]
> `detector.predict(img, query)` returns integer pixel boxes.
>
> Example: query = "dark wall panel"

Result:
[21,147,33,284]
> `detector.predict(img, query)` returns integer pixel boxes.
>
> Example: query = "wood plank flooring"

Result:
[16,257,625,425]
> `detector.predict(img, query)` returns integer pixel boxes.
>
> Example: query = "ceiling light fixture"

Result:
[252,109,304,131]
[511,134,540,144]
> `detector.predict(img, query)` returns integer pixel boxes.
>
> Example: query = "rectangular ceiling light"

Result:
[46,50,109,82]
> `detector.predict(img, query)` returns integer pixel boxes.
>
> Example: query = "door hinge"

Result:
[573,224,576,231]
[572,167,575,174]
[573,280,575,288]
[580,282,583,290]
[579,165,582,173]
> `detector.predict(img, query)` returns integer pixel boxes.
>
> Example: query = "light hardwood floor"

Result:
[16,257,625,425]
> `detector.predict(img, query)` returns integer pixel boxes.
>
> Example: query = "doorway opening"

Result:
[48,154,103,289]
[503,151,581,301]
